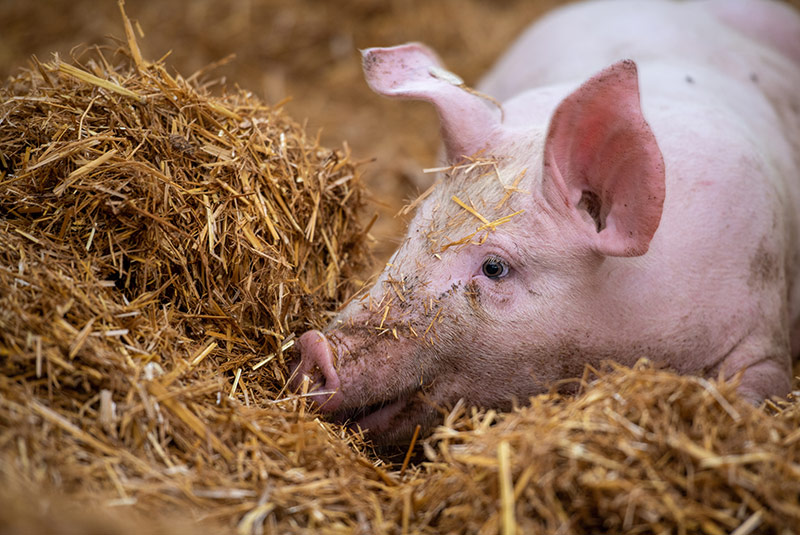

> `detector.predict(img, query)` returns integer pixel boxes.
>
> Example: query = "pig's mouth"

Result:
[332,390,417,434]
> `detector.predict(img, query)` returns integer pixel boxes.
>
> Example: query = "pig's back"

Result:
[479,0,800,102]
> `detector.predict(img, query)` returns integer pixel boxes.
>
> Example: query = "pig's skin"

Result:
[292,0,800,444]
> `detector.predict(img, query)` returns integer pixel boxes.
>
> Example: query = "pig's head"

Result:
[291,43,665,444]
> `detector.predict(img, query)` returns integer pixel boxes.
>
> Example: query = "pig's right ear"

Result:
[362,43,502,163]
[542,60,666,257]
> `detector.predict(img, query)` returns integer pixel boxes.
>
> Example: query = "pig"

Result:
[291,0,800,445]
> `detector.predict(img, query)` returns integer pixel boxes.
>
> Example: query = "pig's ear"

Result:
[362,43,501,163]
[542,60,665,257]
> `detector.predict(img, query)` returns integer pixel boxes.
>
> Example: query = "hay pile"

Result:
[2,8,800,535]
[0,9,384,532]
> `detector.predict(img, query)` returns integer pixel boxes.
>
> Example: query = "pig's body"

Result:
[478,0,800,383]
[293,0,800,444]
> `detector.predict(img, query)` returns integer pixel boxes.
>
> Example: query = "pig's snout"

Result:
[290,330,342,412]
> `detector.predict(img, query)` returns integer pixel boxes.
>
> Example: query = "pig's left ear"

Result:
[362,43,502,163]
[542,60,665,257]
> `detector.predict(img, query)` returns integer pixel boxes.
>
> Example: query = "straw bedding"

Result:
[2,7,800,535]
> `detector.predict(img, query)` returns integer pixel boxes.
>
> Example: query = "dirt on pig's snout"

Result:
[291,271,489,443]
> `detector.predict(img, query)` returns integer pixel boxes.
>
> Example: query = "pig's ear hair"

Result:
[542,60,665,257]
[361,43,502,163]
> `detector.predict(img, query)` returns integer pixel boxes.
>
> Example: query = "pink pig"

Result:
[292,0,800,444]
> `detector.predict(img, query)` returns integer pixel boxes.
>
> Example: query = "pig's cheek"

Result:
[467,276,520,312]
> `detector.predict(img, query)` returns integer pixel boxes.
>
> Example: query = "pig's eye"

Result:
[481,257,509,279]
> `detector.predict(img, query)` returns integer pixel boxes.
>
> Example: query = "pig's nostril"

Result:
[293,366,325,393]
[293,330,342,412]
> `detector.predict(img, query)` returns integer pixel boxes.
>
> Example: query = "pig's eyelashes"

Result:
[481,256,509,279]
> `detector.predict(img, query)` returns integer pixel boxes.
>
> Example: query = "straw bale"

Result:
[2,7,800,535]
